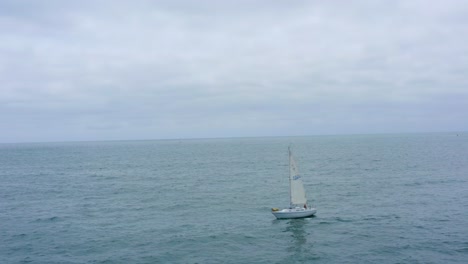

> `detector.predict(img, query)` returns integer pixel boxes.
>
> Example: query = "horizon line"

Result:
[1,130,466,145]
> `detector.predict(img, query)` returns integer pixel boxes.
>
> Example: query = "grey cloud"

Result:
[1,0,468,142]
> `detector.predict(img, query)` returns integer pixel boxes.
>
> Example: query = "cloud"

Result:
[1,0,468,142]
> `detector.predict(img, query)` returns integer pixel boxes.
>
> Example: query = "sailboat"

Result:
[272,146,317,219]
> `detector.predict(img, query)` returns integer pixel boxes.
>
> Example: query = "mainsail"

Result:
[289,148,307,206]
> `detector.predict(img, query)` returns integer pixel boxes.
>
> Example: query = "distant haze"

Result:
[1,0,467,143]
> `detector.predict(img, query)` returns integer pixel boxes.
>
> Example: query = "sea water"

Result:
[1,133,467,263]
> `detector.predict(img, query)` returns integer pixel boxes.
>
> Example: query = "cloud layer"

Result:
[1,0,468,142]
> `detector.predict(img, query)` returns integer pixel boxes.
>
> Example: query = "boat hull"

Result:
[272,208,317,219]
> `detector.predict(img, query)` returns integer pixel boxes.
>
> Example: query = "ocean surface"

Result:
[1,133,468,263]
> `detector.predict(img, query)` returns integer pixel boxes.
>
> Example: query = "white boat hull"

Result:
[272,208,317,219]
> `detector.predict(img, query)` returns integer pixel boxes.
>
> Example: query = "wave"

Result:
[33,216,61,223]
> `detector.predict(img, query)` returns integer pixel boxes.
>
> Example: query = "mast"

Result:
[288,146,307,208]
[288,146,292,208]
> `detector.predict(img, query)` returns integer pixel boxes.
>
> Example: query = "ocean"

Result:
[1,133,467,263]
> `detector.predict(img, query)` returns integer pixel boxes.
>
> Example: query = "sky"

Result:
[1,0,468,143]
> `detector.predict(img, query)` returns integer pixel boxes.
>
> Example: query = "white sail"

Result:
[289,148,307,206]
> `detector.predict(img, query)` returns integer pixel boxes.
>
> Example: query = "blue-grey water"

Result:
[1,133,468,263]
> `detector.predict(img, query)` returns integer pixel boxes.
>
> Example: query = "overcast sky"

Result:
[1,0,467,143]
